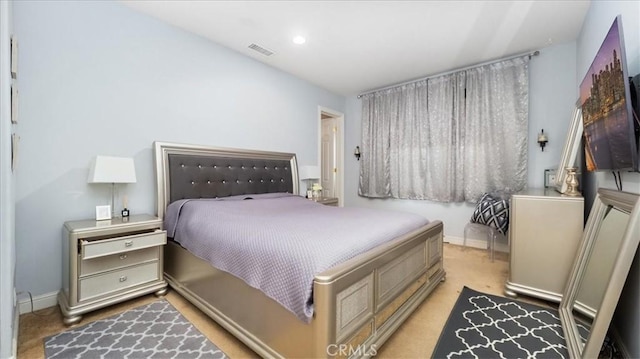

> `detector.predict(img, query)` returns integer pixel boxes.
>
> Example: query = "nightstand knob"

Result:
[124,241,133,247]
[119,276,127,282]
[119,254,128,260]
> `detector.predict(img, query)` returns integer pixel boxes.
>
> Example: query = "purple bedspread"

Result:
[165,193,429,323]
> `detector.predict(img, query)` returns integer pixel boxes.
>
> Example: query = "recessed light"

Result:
[293,35,306,45]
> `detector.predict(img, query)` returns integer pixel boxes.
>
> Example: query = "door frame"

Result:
[317,106,344,207]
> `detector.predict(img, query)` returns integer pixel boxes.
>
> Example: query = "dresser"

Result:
[58,214,167,325]
[505,188,584,302]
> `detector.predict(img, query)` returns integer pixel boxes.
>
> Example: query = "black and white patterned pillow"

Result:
[470,193,510,235]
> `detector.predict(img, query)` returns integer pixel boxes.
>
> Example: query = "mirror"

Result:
[573,207,628,318]
[560,188,640,358]
[554,104,583,194]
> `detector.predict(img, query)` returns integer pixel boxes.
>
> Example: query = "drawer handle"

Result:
[119,276,127,282]
[119,254,128,260]
[124,241,133,247]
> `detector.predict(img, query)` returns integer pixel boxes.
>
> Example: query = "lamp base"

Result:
[111,182,116,218]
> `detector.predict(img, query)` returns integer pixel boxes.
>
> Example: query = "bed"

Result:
[154,141,445,358]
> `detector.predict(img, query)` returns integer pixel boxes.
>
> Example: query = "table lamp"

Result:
[299,165,320,198]
[88,155,136,219]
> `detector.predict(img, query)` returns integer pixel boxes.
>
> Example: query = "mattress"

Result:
[165,193,429,322]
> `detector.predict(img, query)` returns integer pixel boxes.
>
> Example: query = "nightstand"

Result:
[58,214,167,325]
[312,197,339,206]
[505,189,583,302]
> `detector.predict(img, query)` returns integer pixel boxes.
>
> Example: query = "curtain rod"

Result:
[357,50,540,98]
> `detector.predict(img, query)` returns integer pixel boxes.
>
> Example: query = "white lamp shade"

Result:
[88,156,137,184]
[299,165,320,180]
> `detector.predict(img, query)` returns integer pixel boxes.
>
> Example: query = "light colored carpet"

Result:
[19,244,540,359]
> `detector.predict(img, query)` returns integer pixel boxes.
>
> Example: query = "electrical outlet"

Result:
[544,169,557,188]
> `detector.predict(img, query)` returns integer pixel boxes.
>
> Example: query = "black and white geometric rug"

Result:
[45,300,228,359]
[432,287,587,359]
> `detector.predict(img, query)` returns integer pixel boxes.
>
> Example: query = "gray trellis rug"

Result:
[432,287,590,359]
[45,300,228,359]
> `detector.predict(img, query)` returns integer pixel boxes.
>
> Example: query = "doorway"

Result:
[318,107,344,206]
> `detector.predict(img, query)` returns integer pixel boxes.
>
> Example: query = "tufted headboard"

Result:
[154,141,299,218]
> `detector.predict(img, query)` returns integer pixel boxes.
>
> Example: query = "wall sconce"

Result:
[354,146,361,161]
[537,129,548,151]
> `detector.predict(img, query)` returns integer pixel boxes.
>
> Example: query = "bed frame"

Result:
[154,141,445,358]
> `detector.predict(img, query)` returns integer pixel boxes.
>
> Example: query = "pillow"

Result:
[470,193,510,235]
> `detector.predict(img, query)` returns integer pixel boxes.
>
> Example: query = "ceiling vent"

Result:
[248,43,274,57]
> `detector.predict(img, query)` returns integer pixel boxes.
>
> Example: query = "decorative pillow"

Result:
[470,193,510,235]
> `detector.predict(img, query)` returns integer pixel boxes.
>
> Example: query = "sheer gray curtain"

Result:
[359,57,529,202]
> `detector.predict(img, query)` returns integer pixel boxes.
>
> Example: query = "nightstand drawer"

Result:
[78,261,160,301]
[79,247,160,277]
[81,230,166,260]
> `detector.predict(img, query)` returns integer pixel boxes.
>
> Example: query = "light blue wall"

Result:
[528,42,577,188]
[1,1,16,357]
[576,1,639,356]
[344,42,578,239]
[12,1,345,298]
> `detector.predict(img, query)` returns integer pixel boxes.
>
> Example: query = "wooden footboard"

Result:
[164,220,445,358]
[315,220,444,358]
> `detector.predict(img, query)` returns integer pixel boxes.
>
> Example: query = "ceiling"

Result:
[122,1,591,96]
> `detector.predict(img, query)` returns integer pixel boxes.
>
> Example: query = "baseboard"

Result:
[445,235,509,253]
[18,290,59,314]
